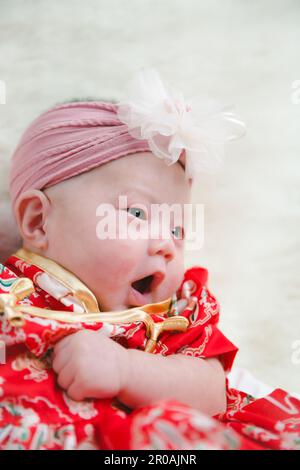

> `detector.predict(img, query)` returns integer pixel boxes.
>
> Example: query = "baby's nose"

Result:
[148,235,175,262]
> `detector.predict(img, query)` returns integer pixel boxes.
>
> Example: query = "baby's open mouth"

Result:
[129,271,165,307]
[131,275,154,294]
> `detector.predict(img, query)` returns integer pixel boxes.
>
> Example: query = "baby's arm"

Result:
[53,330,227,417]
[118,349,227,417]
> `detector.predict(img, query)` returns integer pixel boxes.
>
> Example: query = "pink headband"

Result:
[9,101,154,209]
[10,68,246,210]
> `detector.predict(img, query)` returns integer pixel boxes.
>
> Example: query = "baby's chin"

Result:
[96,281,180,312]
[100,295,172,312]
[97,298,134,312]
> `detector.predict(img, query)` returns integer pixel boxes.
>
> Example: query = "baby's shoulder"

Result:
[176,265,220,320]
[183,265,209,287]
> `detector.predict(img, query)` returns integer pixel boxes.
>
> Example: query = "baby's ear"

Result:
[0,199,22,262]
[14,189,51,250]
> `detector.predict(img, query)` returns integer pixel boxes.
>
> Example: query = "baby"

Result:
[2,69,298,450]
[39,154,228,410]
[11,115,226,416]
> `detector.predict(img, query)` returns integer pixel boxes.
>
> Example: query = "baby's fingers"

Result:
[52,349,70,373]
[53,334,73,353]
[56,363,75,391]
[67,381,86,402]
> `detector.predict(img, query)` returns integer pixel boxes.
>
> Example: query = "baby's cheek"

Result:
[95,238,143,280]
[169,262,185,292]
[156,268,183,301]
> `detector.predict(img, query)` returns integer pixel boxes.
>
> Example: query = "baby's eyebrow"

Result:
[117,187,187,208]
[121,187,158,203]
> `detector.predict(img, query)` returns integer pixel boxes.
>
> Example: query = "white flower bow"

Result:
[116,68,246,179]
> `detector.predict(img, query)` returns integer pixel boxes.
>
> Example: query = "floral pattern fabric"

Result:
[0,254,299,450]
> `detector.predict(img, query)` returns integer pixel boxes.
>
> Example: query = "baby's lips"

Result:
[151,271,166,290]
[128,285,152,307]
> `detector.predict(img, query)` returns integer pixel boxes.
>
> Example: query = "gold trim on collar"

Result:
[3,249,188,353]
[0,277,188,353]
[14,248,100,313]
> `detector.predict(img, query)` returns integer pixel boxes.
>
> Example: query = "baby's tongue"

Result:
[131,275,153,294]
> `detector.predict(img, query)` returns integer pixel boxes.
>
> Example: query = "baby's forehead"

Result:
[107,182,191,207]
[71,151,192,204]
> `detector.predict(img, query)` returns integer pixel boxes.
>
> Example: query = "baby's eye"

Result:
[171,226,185,240]
[126,207,147,220]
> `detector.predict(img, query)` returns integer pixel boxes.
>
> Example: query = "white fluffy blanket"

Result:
[0,0,299,392]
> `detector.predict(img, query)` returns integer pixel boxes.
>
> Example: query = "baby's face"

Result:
[42,152,191,311]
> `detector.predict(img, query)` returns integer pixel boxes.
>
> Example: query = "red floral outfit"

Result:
[0,249,299,450]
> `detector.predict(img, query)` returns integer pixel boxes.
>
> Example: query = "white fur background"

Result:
[0,0,299,391]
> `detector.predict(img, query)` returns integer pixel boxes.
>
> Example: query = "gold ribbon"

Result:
[0,278,189,353]
[0,278,35,327]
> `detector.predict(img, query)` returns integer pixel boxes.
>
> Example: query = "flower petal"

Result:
[116,68,246,179]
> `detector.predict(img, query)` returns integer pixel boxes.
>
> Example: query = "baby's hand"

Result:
[52,330,129,401]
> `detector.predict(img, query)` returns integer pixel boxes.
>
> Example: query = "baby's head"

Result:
[10,100,192,311]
